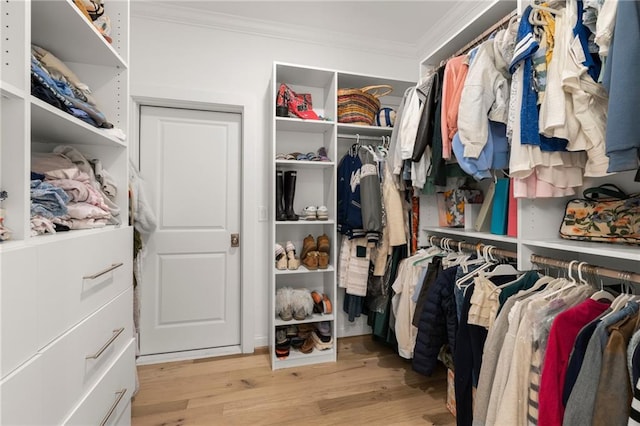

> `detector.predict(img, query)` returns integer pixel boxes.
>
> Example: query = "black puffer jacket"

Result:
[412,265,458,376]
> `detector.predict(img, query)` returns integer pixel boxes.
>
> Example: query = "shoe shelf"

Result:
[274,347,336,369]
[274,313,335,328]
[271,62,413,369]
[275,117,334,132]
[275,160,335,168]
[275,265,335,275]
[276,220,336,226]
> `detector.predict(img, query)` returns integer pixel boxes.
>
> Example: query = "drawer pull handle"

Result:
[86,327,125,360]
[83,262,124,280]
[99,388,127,426]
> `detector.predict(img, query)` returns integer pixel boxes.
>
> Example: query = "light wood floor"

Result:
[131,335,456,426]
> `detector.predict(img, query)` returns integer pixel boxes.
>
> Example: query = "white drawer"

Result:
[0,355,44,425]
[0,245,38,378]
[36,226,133,348]
[63,339,136,426]
[40,287,133,424]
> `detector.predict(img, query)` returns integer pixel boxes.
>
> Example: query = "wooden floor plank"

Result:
[132,335,455,425]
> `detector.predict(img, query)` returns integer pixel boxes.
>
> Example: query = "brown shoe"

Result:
[300,234,317,262]
[300,335,315,354]
[318,252,329,269]
[317,234,330,254]
[302,251,319,270]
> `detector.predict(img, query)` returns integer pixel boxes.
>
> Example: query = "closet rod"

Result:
[337,133,388,142]
[426,235,517,260]
[451,9,518,59]
[530,254,640,285]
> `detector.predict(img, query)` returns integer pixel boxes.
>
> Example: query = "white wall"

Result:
[130,11,418,348]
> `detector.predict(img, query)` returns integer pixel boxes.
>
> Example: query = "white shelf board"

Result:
[275,265,335,275]
[275,63,335,88]
[272,347,335,370]
[0,81,25,100]
[30,97,126,147]
[31,0,127,69]
[337,73,415,95]
[275,159,335,168]
[424,227,517,244]
[27,226,125,246]
[274,313,335,327]
[419,0,517,68]
[275,117,334,133]
[520,238,640,261]
[337,123,393,137]
[276,219,335,226]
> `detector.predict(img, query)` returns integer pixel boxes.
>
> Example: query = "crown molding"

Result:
[131,1,418,59]
[416,1,489,64]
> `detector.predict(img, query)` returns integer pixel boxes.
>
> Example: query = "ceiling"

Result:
[170,1,468,46]
[133,1,496,57]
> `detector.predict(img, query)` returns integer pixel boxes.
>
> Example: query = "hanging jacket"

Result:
[412,266,458,376]
[337,150,364,239]
[412,71,440,162]
[457,23,517,159]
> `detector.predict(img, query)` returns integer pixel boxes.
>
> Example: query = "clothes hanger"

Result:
[412,236,444,265]
[482,246,522,277]
[585,262,615,303]
[455,245,495,289]
[543,260,579,300]
[529,0,563,16]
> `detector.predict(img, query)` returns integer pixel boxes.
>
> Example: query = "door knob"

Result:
[231,233,240,247]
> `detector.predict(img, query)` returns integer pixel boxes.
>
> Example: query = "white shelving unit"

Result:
[0,1,134,424]
[418,0,640,280]
[270,62,414,369]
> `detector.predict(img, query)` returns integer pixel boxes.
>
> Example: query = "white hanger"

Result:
[455,245,495,289]
[529,0,563,16]
[483,246,522,278]
[544,260,578,300]
[586,262,616,303]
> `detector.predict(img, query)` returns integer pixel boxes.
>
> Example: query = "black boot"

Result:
[284,170,299,221]
[276,170,286,221]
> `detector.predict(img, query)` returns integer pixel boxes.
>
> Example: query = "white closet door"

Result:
[139,105,241,355]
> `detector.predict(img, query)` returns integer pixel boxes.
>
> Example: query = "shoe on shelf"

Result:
[301,206,317,221]
[316,205,329,220]
[302,251,319,270]
[317,147,330,162]
[323,294,333,315]
[311,291,323,313]
[300,234,317,261]
[311,330,333,350]
[285,241,300,270]
[317,234,330,254]
[291,288,314,320]
[276,287,293,321]
[318,252,329,270]
[300,335,315,354]
[275,243,287,270]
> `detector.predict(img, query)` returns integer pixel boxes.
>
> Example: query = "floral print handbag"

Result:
[559,184,640,244]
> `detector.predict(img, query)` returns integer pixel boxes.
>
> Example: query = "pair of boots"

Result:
[276,170,298,221]
[300,234,330,270]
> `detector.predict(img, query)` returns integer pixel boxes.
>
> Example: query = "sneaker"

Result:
[316,205,329,220]
[301,206,317,221]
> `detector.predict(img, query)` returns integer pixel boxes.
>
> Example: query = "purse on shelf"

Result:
[559,183,640,245]
[442,187,484,228]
